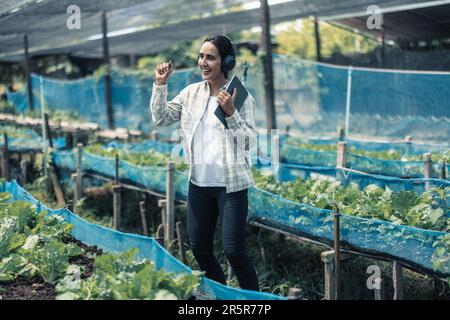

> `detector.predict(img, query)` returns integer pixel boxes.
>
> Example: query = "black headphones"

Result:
[219,34,237,73]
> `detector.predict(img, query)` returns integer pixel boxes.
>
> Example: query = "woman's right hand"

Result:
[155,61,173,85]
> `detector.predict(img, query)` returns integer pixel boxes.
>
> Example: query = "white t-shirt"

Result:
[191,96,226,187]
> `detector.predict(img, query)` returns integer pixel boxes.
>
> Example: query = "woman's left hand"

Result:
[217,88,237,117]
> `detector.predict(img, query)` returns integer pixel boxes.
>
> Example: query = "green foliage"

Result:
[85,144,188,171]
[285,136,450,163]
[56,248,201,300]
[0,100,17,115]
[432,234,450,285]
[0,193,77,283]
[275,19,377,60]
[253,169,450,232]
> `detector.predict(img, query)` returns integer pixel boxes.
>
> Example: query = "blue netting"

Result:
[6,56,450,142]
[0,136,66,152]
[105,139,176,155]
[248,186,448,275]
[277,138,449,179]
[279,134,450,155]
[0,180,284,300]
[6,68,201,133]
[51,149,449,276]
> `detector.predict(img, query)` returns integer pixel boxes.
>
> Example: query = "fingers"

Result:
[156,61,173,75]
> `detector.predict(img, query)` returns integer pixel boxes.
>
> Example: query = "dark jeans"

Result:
[187,181,259,291]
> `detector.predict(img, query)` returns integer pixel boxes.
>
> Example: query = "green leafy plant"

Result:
[56,248,201,300]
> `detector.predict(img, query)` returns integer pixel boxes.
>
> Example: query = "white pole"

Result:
[344,66,353,138]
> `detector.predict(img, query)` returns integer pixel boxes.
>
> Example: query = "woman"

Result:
[150,34,259,291]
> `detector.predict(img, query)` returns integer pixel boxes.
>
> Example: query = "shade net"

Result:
[7,55,450,142]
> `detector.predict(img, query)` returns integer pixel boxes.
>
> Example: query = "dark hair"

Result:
[203,34,236,79]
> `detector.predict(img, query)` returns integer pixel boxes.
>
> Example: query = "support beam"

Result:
[423,153,432,190]
[441,161,446,180]
[139,201,149,237]
[1,134,10,180]
[333,207,341,300]
[392,261,404,300]
[336,142,348,168]
[176,221,187,265]
[102,11,114,129]
[314,16,322,62]
[113,154,121,230]
[23,34,33,111]
[287,288,303,300]
[321,250,353,300]
[380,14,385,68]
[260,0,276,130]
[165,162,175,246]
[44,113,53,148]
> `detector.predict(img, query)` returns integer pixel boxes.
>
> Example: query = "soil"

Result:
[0,236,102,300]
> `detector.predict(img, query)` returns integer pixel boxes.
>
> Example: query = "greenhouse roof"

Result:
[0,0,449,62]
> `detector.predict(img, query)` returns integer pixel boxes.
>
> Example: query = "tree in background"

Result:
[275,18,377,60]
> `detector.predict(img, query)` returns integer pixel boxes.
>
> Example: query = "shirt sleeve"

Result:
[150,82,186,127]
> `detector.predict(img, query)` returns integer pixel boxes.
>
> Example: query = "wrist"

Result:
[156,80,166,85]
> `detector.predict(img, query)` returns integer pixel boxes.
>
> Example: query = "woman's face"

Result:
[198,41,224,82]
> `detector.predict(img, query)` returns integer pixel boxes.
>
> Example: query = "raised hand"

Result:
[155,61,173,85]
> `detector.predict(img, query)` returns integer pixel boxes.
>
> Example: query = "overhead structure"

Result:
[1,0,450,62]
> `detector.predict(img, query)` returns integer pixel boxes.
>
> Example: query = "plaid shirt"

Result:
[150,80,256,193]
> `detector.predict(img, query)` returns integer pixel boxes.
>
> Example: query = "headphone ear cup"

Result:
[222,55,236,72]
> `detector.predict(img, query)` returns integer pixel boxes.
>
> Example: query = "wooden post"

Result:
[423,153,432,190]
[333,207,341,300]
[336,142,347,168]
[114,154,119,184]
[338,128,345,142]
[150,130,159,141]
[66,132,74,150]
[20,159,28,183]
[139,201,149,237]
[404,135,412,158]
[380,14,385,68]
[2,134,10,180]
[113,154,121,230]
[271,133,280,176]
[44,113,53,148]
[314,16,322,62]
[67,200,74,212]
[176,221,188,264]
[23,34,34,111]
[75,143,83,202]
[156,224,165,247]
[158,199,167,228]
[49,165,66,207]
[392,261,404,300]
[441,161,447,180]
[165,161,175,246]
[112,185,122,230]
[287,288,303,300]
[260,0,276,130]
[321,250,353,300]
[321,250,335,300]
[102,11,114,129]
